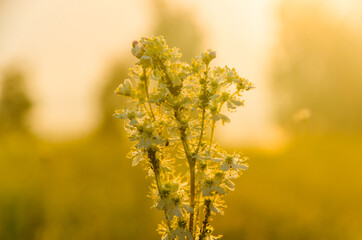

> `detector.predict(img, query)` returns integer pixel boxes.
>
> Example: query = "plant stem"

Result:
[195,65,209,155]
[195,108,206,154]
[180,136,196,236]
[144,68,169,226]
[199,199,212,240]
[159,60,197,236]
[155,172,173,232]
[209,120,216,151]
[189,161,196,236]
[174,109,196,236]
[143,68,155,119]
[148,148,173,233]
[195,192,201,235]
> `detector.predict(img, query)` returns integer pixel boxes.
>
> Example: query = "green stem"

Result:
[196,65,209,155]
[209,120,216,151]
[199,199,212,240]
[195,191,202,236]
[148,148,173,233]
[143,68,155,120]
[195,108,206,154]
[189,161,196,236]
[174,109,196,236]
[145,64,172,232]
[155,173,173,232]
[158,60,199,236]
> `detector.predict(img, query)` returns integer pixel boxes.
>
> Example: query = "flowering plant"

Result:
[115,36,254,240]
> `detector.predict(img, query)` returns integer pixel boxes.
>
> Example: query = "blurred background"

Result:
[1,0,362,239]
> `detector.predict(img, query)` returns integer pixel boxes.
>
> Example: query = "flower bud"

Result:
[132,40,138,48]
[131,43,144,59]
[201,49,216,65]
[209,50,216,60]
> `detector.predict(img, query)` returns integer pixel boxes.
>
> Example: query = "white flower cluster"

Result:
[115,36,254,240]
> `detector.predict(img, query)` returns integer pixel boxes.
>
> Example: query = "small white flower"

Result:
[227,97,243,109]
[130,150,144,166]
[202,177,226,196]
[168,205,182,218]
[220,156,248,172]
[183,203,194,213]
[172,228,193,240]
[196,155,222,163]
[113,109,128,119]
[115,79,134,96]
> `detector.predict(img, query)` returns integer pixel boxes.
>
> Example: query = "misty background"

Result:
[1,0,362,239]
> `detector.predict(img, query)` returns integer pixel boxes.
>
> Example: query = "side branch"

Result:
[148,147,173,234]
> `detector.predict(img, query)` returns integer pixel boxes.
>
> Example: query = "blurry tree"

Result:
[272,1,362,133]
[152,0,203,62]
[97,0,203,136]
[0,68,32,135]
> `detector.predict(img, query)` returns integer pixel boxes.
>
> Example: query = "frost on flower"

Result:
[115,36,254,239]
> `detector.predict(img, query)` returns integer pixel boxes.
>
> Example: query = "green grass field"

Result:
[1,132,361,240]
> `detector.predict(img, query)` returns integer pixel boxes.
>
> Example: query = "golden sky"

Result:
[0,0,358,146]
